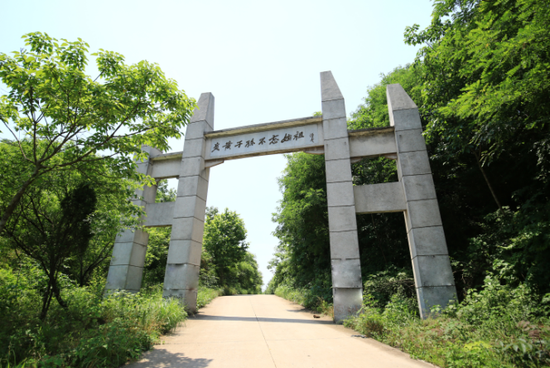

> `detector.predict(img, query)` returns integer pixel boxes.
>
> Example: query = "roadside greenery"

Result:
[0,267,187,368]
[268,1,550,367]
[345,275,549,368]
[202,207,263,295]
[197,286,223,309]
[271,284,333,318]
[0,35,261,367]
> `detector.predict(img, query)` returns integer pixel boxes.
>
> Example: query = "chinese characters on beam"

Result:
[212,130,311,152]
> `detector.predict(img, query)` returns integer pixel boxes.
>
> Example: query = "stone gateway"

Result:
[106,71,457,323]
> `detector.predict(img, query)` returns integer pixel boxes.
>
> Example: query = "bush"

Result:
[0,269,187,368]
[345,275,550,368]
[274,284,333,317]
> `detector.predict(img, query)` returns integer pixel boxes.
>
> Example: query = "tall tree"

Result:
[403,0,550,292]
[0,32,196,234]
[271,153,331,292]
[5,182,96,319]
[405,0,550,209]
[203,207,249,288]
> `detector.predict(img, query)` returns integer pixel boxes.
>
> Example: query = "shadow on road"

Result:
[128,349,213,367]
[192,314,334,325]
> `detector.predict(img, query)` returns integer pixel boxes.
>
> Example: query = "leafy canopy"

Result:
[0,32,196,233]
[404,0,550,164]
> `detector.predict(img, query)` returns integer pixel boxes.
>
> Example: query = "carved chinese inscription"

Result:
[208,123,320,159]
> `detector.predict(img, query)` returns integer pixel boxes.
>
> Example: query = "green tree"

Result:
[403,0,550,293]
[232,252,263,294]
[0,32,196,234]
[349,65,423,130]
[5,182,96,319]
[405,0,550,209]
[203,207,249,288]
[1,139,141,317]
[270,153,332,295]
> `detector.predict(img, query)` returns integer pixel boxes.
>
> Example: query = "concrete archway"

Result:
[106,71,456,322]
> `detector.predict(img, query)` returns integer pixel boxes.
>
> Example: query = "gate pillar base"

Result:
[333,288,362,324]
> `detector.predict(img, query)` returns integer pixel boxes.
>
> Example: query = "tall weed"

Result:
[345,275,550,367]
[274,284,334,317]
[0,269,187,368]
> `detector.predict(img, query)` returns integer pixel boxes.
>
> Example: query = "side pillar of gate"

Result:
[163,93,215,312]
[387,84,456,318]
[106,145,162,292]
[321,71,363,323]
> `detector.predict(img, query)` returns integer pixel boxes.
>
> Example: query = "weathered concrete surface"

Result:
[127,295,435,368]
[106,145,162,292]
[387,83,457,318]
[321,71,363,323]
[163,93,215,311]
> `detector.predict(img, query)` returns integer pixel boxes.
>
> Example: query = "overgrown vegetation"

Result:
[268,0,550,366]
[202,207,263,295]
[272,284,333,318]
[345,275,550,367]
[0,266,187,368]
[0,34,262,367]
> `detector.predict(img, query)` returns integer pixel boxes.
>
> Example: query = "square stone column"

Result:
[106,145,162,292]
[387,84,457,318]
[321,71,363,323]
[163,93,214,312]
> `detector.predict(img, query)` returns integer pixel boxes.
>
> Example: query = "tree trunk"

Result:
[40,282,54,320]
[473,150,503,211]
[0,171,39,235]
[52,278,68,310]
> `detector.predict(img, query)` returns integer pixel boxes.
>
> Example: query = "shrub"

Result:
[346,275,550,367]
[0,273,188,368]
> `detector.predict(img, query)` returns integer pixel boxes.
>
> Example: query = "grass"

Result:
[344,277,550,368]
[274,284,334,318]
[273,277,550,367]
[1,283,188,368]
[0,266,222,368]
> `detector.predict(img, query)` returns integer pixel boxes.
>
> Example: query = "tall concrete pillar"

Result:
[387,84,456,318]
[163,93,214,312]
[106,145,162,292]
[321,71,363,323]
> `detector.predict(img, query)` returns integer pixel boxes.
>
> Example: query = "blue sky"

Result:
[1,0,435,289]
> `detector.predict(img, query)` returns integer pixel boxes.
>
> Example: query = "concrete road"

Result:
[127,295,435,368]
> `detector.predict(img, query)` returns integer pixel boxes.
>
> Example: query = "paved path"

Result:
[128,295,435,368]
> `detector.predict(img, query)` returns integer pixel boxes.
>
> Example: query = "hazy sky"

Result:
[1,0,434,289]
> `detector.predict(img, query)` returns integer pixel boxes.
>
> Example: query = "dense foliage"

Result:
[0,269,187,368]
[143,192,263,295]
[344,275,549,367]
[203,207,263,295]
[268,1,550,366]
[0,32,196,234]
[0,34,260,367]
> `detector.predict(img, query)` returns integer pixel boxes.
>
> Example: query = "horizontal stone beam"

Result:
[205,116,322,138]
[144,202,175,227]
[205,159,224,168]
[205,122,324,161]
[354,182,406,214]
[150,157,181,180]
[348,127,396,160]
